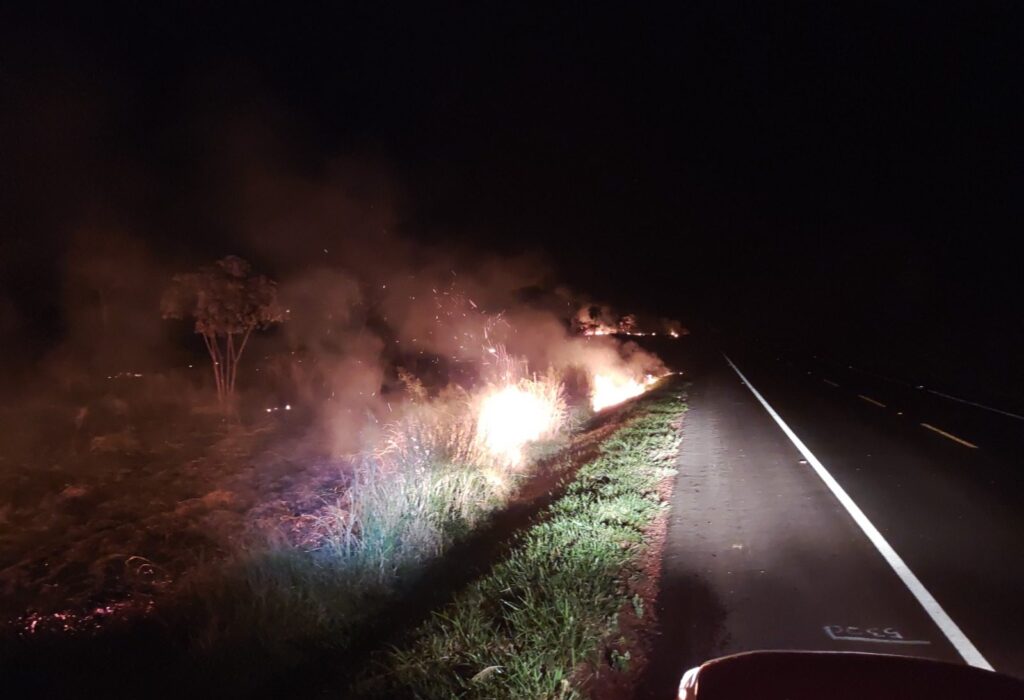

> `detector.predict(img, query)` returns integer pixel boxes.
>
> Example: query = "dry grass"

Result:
[2,359,649,697]
[171,367,572,676]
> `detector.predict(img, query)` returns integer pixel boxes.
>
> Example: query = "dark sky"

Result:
[2,2,1022,372]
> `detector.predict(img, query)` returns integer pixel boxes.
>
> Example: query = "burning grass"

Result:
[353,381,685,698]
[175,368,572,669]
[1,340,669,696]
[475,375,567,467]
[591,372,660,412]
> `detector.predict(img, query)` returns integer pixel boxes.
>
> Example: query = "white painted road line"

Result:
[858,394,887,408]
[925,388,1024,423]
[822,379,840,388]
[823,358,1024,422]
[920,423,979,449]
[723,354,994,671]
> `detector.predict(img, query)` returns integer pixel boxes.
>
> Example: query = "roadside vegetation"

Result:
[355,382,685,699]
[3,362,660,696]
[177,371,571,674]
[2,251,681,697]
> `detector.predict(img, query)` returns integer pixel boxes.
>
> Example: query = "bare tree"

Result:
[161,256,284,407]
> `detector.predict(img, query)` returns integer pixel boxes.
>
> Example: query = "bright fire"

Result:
[591,373,658,411]
[476,383,563,465]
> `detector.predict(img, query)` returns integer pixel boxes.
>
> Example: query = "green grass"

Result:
[354,384,685,699]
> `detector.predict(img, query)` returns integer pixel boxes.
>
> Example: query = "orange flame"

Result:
[476,382,564,465]
[591,372,659,411]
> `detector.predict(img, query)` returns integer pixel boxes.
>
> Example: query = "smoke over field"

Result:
[0,162,683,696]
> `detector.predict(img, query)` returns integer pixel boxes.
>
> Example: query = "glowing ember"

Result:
[15,598,154,637]
[591,373,658,411]
[476,383,563,465]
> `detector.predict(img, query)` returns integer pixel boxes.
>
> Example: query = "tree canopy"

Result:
[162,256,284,405]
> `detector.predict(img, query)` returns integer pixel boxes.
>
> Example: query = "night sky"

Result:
[2,2,1022,392]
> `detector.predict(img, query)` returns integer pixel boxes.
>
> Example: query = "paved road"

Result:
[639,339,1024,698]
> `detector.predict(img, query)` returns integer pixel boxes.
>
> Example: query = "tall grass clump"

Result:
[354,383,685,699]
[181,363,570,673]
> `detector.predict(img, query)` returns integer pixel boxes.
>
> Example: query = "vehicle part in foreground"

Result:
[678,650,1024,699]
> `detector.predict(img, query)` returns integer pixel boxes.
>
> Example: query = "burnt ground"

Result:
[0,392,347,637]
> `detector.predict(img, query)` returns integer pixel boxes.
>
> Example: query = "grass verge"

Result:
[355,381,685,699]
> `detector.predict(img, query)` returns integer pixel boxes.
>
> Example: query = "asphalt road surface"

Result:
[639,338,1024,698]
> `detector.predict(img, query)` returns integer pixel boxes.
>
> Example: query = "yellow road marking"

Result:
[920,423,978,449]
[858,394,887,408]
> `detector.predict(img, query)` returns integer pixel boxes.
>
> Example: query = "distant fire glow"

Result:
[591,372,659,411]
[580,328,683,339]
[574,309,687,339]
[476,383,563,465]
